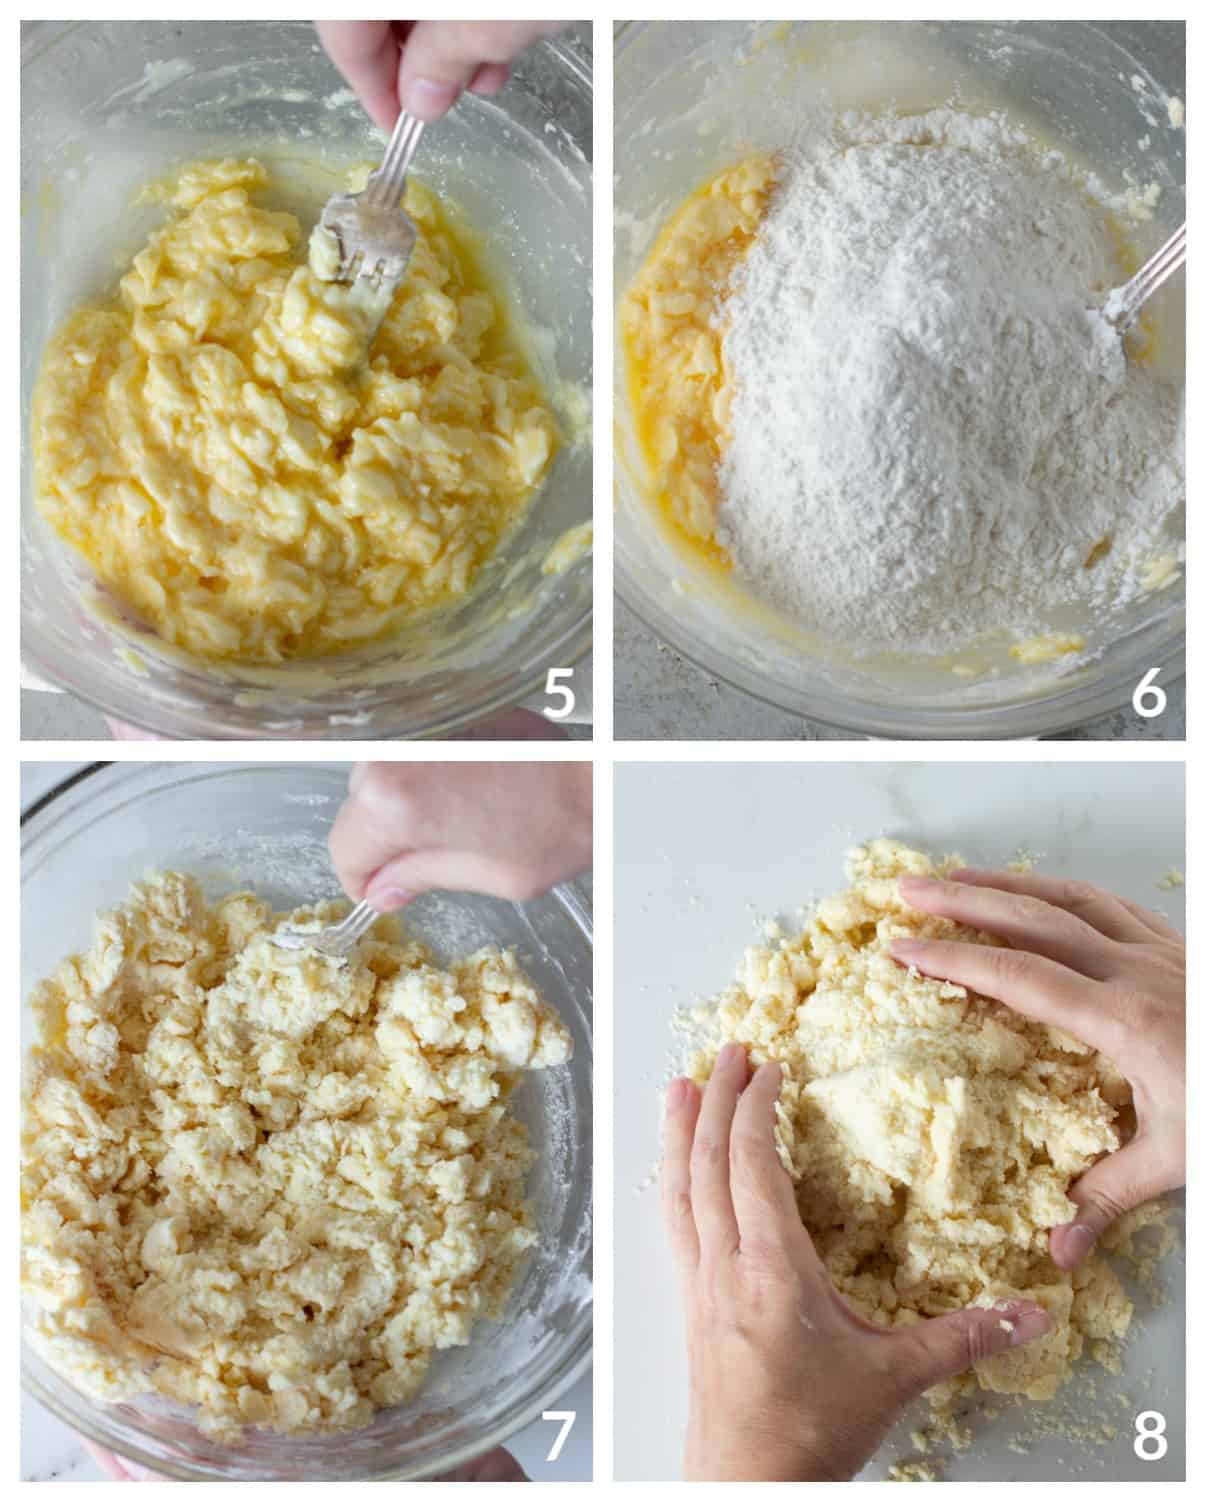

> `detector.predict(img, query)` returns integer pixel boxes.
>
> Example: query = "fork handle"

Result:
[1106,222,1185,333]
[364,111,425,213]
[341,898,381,944]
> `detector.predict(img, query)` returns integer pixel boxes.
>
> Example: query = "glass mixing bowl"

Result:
[22,20,592,740]
[615,20,1184,739]
[21,763,593,1480]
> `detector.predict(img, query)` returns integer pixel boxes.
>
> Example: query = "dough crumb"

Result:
[889,1461,941,1482]
[1007,847,1044,873]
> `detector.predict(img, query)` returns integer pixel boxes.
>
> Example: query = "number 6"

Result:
[1132,668,1167,719]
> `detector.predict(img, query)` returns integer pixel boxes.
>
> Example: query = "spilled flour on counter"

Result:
[717,108,1184,655]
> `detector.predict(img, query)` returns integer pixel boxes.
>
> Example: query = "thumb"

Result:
[365,849,541,911]
[398,21,564,121]
[1050,1138,1173,1269]
[887,1301,1052,1395]
[436,1444,527,1482]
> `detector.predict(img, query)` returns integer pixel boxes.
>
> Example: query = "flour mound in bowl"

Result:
[679,838,1155,1406]
[21,873,571,1439]
[716,109,1184,655]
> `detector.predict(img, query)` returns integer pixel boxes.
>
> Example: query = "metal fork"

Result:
[1101,222,1186,335]
[271,899,379,959]
[319,109,426,290]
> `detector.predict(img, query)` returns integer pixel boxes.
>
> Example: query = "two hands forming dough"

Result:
[663,867,1185,1482]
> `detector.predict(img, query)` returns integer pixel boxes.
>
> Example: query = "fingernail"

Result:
[1065,1223,1098,1251]
[365,884,414,912]
[898,875,940,893]
[759,1060,783,1088]
[404,78,461,120]
[991,1300,1051,1346]
[665,1078,691,1113]
[717,1042,745,1071]
[890,938,924,958]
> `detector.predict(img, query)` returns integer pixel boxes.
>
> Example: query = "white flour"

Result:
[717,109,1184,655]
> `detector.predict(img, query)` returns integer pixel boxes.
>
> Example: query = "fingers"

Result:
[890,936,1103,1042]
[328,767,405,902]
[452,707,570,742]
[943,869,1155,945]
[728,1061,813,1263]
[899,875,1118,979]
[891,1301,1052,1393]
[315,20,402,132]
[660,1079,702,1273]
[363,849,554,908]
[688,1044,749,1257]
[360,862,415,913]
[467,62,510,97]
[1050,1135,1183,1268]
[398,20,565,121]
[1114,895,1185,944]
[81,1441,160,1481]
[436,1445,528,1482]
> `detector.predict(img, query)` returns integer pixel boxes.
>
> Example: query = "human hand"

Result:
[661,1044,1051,1482]
[329,761,591,909]
[316,20,568,127]
[437,1446,528,1481]
[83,1441,160,1481]
[893,869,1185,1267]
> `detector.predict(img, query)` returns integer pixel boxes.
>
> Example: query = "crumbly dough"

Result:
[21,873,571,1438]
[682,839,1138,1405]
[33,159,557,662]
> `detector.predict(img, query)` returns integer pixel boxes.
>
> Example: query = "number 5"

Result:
[542,1409,576,1461]
[545,668,575,720]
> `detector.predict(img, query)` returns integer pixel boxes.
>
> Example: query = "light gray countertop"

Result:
[615,603,1185,742]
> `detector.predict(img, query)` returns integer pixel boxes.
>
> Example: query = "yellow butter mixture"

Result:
[681,839,1172,1412]
[21,873,571,1438]
[619,156,776,560]
[33,159,557,662]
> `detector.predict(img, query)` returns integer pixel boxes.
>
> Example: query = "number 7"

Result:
[542,1409,576,1462]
